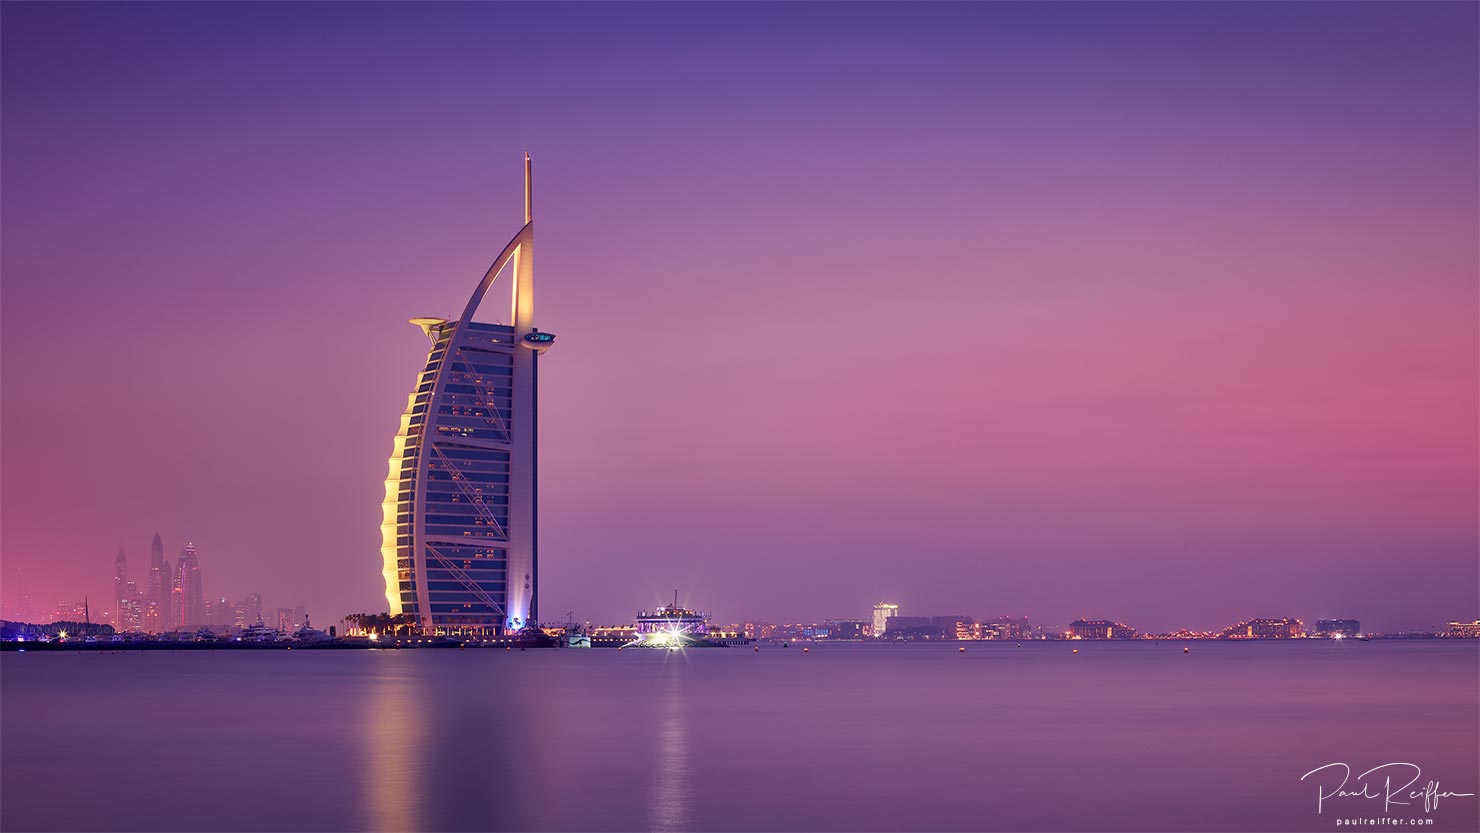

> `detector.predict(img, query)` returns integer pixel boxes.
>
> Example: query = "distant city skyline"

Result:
[2,2,1476,634]
[4,533,307,635]
[4,555,1469,639]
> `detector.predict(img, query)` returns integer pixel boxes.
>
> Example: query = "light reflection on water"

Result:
[2,642,1477,832]
[364,660,423,833]
[648,664,692,832]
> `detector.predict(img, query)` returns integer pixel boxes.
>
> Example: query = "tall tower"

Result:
[380,154,554,634]
[113,547,128,629]
[160,556,174,630]
[178,544,203,629]
[170,561,184,629]
[145,533,165,633]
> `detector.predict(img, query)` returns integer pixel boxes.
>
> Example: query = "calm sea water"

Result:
[3,641,1476,832]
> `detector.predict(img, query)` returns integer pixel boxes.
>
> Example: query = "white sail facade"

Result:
[380,155,552,633]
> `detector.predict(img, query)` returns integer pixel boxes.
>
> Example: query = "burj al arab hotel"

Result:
[380,154,554,634]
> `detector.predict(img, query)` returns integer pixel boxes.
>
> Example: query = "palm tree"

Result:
[339,611,416,636]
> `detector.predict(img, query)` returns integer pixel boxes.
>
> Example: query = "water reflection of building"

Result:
[365,666,424,832]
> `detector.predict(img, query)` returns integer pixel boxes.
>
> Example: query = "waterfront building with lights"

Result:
[1314,619,1361,638]
[1447,620,1480,638]
[881,614,975,641]
[826,619,870,640]
[1068,619,1138,640]
[872,602,899,638]
[380,155,553,635]
[1221,617,1304,639]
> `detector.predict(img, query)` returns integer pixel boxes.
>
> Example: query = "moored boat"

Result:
[628,592,749,648]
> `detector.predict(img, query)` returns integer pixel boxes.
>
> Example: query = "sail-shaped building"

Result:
[380,155,553,634]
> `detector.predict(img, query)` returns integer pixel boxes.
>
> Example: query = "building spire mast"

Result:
[524,151,533,224]
[511,153,535,331]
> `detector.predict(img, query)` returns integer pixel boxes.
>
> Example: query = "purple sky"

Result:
[2,2,1476,632]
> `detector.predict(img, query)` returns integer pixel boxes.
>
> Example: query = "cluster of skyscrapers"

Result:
[104,535,303,634]
[111,534,201,633]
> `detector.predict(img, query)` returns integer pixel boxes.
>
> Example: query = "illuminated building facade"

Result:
[119,582,143,632]
[1068,619,1138,640]
[882,615,974,640]
[591,625,638,640]
[872,602,899,638]
[827,619,869,639]
[51,600,89,624]
[983,616,1030,640]
[1221,617,1303,639]
[1314,619,1361,638]
[1447,620,1480,638]
[380,155,553,634]
[113,547,128,629]
[145,533,166,633]
[234,593,262,630]
[174,544,202,630]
